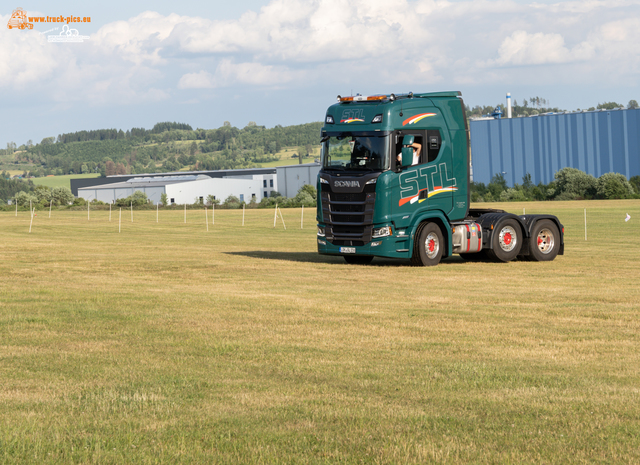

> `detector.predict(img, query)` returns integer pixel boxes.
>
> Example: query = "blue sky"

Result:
[2,0,639,148]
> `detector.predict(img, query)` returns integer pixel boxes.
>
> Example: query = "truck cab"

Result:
[316,92,564,265]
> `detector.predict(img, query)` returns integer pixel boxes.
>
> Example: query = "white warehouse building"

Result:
[74,164,320,205]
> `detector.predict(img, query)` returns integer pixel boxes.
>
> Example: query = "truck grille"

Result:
[320,182,376,245]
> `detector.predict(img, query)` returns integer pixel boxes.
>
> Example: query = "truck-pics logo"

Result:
[399,163,457,206]
[7,7,32,29]
[340,109,365,123]
[7,7,92,31]
[334,180,360,188]
[402,113,436,126]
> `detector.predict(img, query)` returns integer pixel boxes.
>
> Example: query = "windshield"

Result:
[322,134,389,171]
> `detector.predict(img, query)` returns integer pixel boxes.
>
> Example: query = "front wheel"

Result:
[528,220,560,261]
[487,219,522,262]
[344,255,373,265]
[411,222,444,266]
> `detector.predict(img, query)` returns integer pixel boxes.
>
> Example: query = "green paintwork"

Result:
[317,92,471,260]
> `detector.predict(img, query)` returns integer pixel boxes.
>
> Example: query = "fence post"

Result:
[273,203,278,228]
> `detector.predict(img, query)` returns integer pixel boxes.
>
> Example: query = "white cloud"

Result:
[2,0,640,114]
[178,60,304,89]
[486,30,595,66]
[178,70,215,89]
[0,22,63,88]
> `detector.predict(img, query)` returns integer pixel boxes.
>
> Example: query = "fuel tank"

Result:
[451,222,482,254]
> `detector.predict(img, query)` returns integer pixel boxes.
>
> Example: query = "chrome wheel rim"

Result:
[425,232,439,259]
[537,228,555,254]
[498,226,517,252]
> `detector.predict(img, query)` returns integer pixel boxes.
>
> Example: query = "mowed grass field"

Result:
[31,174,101,189]
[1,200,639,463]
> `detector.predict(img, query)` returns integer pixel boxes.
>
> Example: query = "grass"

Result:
[258,146,320,168]
[31,173,101,189]
[1,200,639,463]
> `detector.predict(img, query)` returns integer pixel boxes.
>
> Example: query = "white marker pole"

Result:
[278,207,286,230]
[242,204,245,226]
[156,203,159,223]
[184,204,186,224]
[49,199,52,218]
[119,208,122,233]
[29,208,34,233]
[109,203,112,222]
[301,205,304,229]
[15,202,17,216]
[205,207,209,232]
[273,203,278,228]
[88,200,90,221]
[212,203,215,225]
[131,201,133,222]
[523,207,525,215]
[584,208,587,241]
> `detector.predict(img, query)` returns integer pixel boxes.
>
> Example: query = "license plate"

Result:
[340,247,356,254]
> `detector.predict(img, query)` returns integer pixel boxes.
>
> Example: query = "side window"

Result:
[394,133,424,165]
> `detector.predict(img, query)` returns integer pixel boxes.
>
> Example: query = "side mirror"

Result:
[401,146,414,167]
[402,135,415,146]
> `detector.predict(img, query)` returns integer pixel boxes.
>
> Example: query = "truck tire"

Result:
[487,219,521,262]
[528,220,560,262]
[411,222,443,266]
[344,255,373,265]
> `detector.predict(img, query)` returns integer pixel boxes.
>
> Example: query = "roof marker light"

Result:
[338,94,387,103]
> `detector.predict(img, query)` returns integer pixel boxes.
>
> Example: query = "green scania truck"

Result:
[316,91,564,266]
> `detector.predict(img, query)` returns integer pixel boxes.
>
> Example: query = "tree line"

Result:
[1,121,323,178]
[472,169,640,202]
[466,98,639,119]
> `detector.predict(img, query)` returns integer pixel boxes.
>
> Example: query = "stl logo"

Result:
[7,7,33,30]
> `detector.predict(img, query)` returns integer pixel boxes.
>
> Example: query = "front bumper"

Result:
[317,225,412,259]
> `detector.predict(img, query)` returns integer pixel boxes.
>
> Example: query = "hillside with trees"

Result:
[1,121,323,178]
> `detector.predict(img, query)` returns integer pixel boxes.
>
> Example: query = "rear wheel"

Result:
[488,219,521,262]
[344,255,373,265]
[411,222,444,266]
[528,220,560,262]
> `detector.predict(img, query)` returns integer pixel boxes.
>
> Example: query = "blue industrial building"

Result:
[469,108,640,186]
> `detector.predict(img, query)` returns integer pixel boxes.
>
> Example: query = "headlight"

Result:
[365,178,377,185]
[317,226,326,237]
[320,178,329,184]
[372,226,392,238]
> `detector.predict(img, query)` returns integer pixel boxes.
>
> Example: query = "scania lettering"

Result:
[316,91,564,266]
[334,180,361,188]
